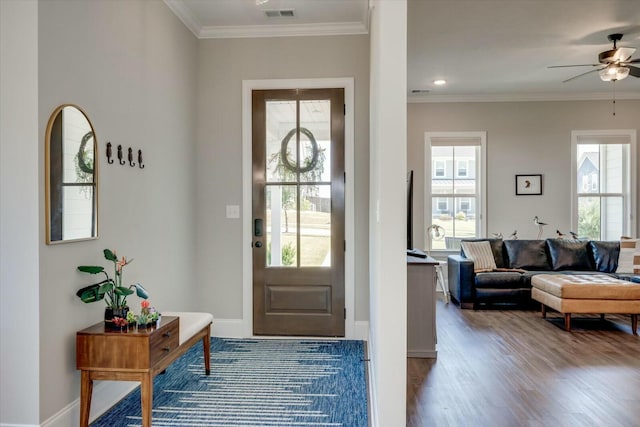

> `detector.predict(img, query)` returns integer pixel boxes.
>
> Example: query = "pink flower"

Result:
[116,256,128,273]
[141,300,150,309]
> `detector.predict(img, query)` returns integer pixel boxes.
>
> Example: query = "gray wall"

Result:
[38,0,198,421]
[408,100,640,249]
[194,35,371,321]
[0,1,40,424]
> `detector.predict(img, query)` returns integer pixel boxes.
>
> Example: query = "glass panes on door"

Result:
[265,99,332,267]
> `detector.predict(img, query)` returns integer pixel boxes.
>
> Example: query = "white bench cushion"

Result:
[161,312,213,345]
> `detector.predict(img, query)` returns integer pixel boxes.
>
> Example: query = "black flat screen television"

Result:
[407,170,427,258]
[407,170,414,250]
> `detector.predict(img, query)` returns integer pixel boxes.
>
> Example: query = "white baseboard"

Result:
[353,320,369,341]
[0,423,38,427]
[366,330,379,427]
[407,349,437,358]
[212,318,244,337]
[40,381,137,427]
[213,318,370,341]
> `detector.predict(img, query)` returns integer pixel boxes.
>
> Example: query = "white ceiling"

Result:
[165,0,640,101]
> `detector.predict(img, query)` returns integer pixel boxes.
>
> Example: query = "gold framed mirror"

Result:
[45,104,98,244]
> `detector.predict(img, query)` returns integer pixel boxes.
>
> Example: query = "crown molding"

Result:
[164,0,368,39]
[164,0,201,38]
[407,91,640,103]
[199,21,368,39]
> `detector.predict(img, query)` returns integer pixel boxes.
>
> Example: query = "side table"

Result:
[76,316,210,427]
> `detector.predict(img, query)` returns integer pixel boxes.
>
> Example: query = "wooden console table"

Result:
[76,316,211,427]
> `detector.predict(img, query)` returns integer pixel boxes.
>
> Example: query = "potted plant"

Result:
[76,249,149,328]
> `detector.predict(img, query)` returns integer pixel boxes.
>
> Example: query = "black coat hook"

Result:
[138,149,145,169]
[128,147,135,167]
[106,142,113,164]
[117,145,125,165]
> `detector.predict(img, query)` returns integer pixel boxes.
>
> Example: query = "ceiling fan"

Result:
[549,33,640,83]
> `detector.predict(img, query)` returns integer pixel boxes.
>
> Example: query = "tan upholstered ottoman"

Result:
[531,274,640,335]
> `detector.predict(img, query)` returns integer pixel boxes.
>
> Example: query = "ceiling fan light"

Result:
[599,66,630,81]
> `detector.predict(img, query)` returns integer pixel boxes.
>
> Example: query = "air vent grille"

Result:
[265,9,295,18]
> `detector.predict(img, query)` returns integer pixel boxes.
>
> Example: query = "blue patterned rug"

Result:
[91,338,368,427]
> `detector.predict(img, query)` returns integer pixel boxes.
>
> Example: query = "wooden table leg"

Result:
[541,304,546,318]
[631,314,638,336]
[79,370,93,427]
[564,313,571,331]
[140,373,153,427]
[203,326,211,375]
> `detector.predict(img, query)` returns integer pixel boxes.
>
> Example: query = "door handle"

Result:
[254,218,263,237]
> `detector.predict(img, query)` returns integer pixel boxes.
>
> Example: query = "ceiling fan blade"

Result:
[628,65,640,78]
[548,64,600,68]
[562,67,603,83]
[627,58,640,64]
[613,47,636,62]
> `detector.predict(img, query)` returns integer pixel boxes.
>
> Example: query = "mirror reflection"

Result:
[45,105,98,244]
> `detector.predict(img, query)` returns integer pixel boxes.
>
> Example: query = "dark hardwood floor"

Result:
[407,298,640,427]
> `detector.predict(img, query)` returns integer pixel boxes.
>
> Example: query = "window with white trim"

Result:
[434,160,445,177]
[572,130,637,240]
[426,132,487,251]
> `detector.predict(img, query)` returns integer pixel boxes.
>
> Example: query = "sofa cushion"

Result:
[461,241,497,272]
[475,271,522,289]
[617,237,640,274]
[589,241,620,273]
[546,239,592,271]
[461,238,506,268]
[504,240,550,270]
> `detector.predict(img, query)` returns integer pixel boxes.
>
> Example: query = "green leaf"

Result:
[104,249,117,262]
[76,284,104,303]
[114,286,134,296]
[78,266,104,274]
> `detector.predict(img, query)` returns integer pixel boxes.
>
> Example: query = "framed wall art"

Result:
[515,174,542,195]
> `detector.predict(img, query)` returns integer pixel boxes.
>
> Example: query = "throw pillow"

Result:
[589,241,620,273]
[617,237,640,274]
[461,241,497,273]
[503,240,551,270]
[546,239,592,271]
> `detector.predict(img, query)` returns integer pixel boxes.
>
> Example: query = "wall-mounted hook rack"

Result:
[117,145,125,165]
[128,147,135,167]
[106,142,114,164]
[138,150,145,169]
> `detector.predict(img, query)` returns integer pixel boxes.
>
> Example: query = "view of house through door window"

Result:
[252,88,345,337]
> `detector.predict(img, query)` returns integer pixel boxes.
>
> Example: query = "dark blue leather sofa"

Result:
[447,238,633,309]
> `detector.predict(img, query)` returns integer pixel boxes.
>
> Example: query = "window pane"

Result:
[266,100,297,183]
[602,144,624,193]
[602,196,624,240]
[578,197,600,240]
[432,147,453,193]
[300,185,331,267]
[300,100,331,183]
[62,186,94,240]
[266,185,298,267]
[62,106,94,184]
[429,140,483,250]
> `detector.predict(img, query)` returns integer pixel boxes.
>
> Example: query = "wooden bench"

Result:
[77,312,213,427]
[531,274,640,334]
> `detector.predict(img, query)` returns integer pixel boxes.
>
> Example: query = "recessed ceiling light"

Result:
[433,79,447,86]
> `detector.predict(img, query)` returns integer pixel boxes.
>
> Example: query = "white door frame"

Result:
[242,77,355,338]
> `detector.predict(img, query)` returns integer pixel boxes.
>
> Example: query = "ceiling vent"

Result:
[265,9,295,18]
